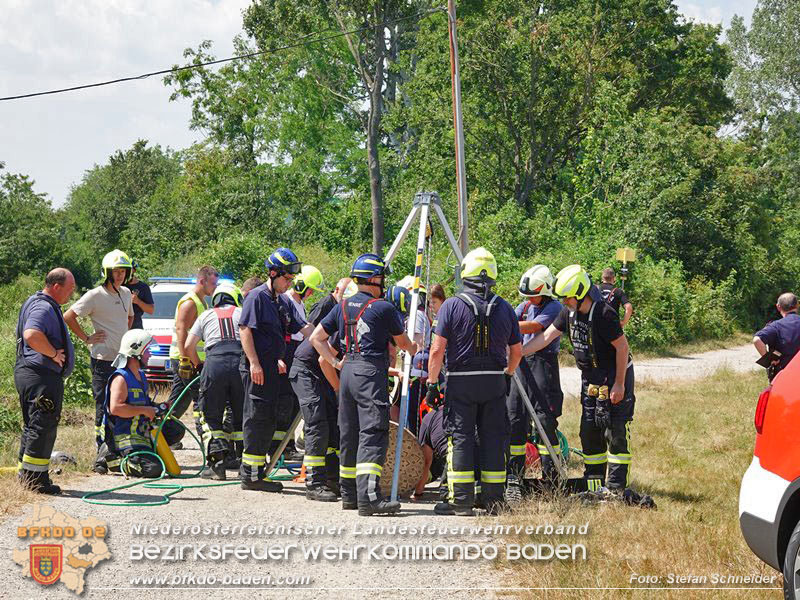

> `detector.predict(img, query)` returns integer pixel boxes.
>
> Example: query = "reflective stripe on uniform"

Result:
[480,470,506,484]
[340,465,356,479]
[242,453,266,466]
[356,463,382,477]
[272,431,286,441]
[582,452,607,465]
[536,443,550,456]
[447,371,505,377]
[607,452,632,465]
[509,444,526,457]
[587,478,603,491]
[326,447,339,455]
[21,454,49,472]
[303,455,326,467]
[231,430,244,441]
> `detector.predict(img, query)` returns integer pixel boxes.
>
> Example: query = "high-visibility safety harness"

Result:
[342,297,380,355]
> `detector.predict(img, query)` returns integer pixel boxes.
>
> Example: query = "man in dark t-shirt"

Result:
[124,262,154,330]
[524,265,635,494]
[311,254,417,516]
[754,293,800,381]
[599,268,632,327]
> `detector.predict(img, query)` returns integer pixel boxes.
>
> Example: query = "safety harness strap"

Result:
[343,297,380,355]
[456,292,499,357]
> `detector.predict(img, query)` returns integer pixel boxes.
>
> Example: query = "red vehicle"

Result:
[739,353,800,597]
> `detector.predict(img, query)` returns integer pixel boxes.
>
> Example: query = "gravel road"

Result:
[1,344,762,599]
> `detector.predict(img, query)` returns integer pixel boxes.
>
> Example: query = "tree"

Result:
[0,166,58,281]
[728,0,800,128]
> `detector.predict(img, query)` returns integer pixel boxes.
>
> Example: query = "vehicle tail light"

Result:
[755,386,771,434]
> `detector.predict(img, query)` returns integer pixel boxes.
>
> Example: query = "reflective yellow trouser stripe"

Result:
[242,453,265,466]
[303,455,326,467]
[21,454,49,472]
[480,470,506,484]
[356,463,382,477]
[231,431,244,441]
[509,444,526,457]
[340,466,356,479]
[272,431,286,441]
[583,452,607,465]
[536,443,551,456]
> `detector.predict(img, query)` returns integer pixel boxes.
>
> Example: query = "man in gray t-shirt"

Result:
[64,249,134,452]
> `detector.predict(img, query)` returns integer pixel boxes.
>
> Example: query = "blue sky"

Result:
[0,1,759,208]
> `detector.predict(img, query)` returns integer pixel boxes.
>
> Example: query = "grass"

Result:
[494,367,779,599]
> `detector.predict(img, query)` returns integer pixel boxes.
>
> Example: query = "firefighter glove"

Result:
[595,398,611,430]
[178,356,195,380]
[425,382,444,409]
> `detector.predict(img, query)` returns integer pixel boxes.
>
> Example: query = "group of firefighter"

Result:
[16,245,653,515]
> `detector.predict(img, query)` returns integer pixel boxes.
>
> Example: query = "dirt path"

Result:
[558,343,761,396]
[1,344,762,599]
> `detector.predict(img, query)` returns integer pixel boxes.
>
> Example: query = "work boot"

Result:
[19,472,62,495]
[306,486,338,502]
[326,480,341,497]
[358,499,401,516]
[169,441,183,451]
[504,474,524,506]
[201,460,227,481]
[434,501,474,517]
[342,500,358,510]
[222,453,241,471]
[241,479,283,493]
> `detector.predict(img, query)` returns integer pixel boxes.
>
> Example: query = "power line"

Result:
[0,8,443,102]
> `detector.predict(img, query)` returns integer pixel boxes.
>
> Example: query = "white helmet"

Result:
[519,264,555,298]
[112,329,154,368]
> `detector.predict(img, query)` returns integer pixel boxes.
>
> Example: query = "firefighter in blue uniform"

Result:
[427,248,522,516]
[100,329,166,478]
[311,254,418,516]
[238,248,312,492]
[505,264,564,500]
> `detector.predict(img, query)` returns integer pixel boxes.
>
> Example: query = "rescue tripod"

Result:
[382,192,464,501]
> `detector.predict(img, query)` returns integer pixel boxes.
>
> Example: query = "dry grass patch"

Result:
[495,368,781,599]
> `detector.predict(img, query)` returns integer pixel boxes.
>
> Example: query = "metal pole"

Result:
[448,0,469,256]
[390,202,430,502]
[512,372,568,481]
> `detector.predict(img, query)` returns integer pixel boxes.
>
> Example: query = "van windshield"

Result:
[143,291,213,320]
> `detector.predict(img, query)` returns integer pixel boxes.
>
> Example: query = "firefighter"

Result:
[99,329,166,478]
[275,265,326,459]
[239,248,312,492]
[311,254,418,516]
[506,265,564,500]
[185,283,245,480]
[165,265,219,446]
[15,268,76,494]
[523,265,635,494]
[289,278,352,502]
[427,248,522,516]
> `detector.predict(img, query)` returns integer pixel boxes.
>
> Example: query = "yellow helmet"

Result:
[101,249,133,283]
[554,264,591,300]
[461,247,497,282]
[396,274,427,295]
[295,265,325,294]
[212,283,244,307]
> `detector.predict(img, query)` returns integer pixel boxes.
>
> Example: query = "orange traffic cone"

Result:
[293,465,307,483]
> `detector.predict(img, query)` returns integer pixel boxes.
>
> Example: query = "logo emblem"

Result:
[30,545,62,585]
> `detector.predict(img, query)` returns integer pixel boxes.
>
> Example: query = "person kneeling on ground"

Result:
[95,329,165,478]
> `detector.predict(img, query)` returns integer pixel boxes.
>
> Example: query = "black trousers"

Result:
[444,370,509,507]
[239,356,280,482]
[91,358,115,448]
[15,364,63,481]
[338,355,390,506]
[506,353,563,482]
[273,374,299,452]
[199,349,243,461]
[579,365,635,490]
[165,364,200,446]
[97,443,163,478]
[290,360,339,488]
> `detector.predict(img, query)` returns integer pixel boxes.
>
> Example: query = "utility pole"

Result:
[448,0,469,256]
